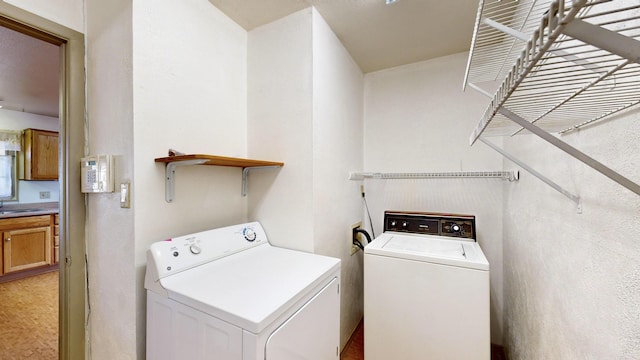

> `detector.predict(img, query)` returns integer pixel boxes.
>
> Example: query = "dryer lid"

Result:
[158,243,340,334]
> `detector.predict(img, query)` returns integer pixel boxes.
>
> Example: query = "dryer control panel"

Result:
[384,211,476,240]
[146,222,268,281]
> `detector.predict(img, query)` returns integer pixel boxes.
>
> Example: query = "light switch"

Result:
[120,183,130,208]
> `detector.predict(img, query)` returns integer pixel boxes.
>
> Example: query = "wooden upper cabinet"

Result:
[22,128,59,180]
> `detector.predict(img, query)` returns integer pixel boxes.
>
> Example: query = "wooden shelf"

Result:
[154,154,283,168]
[155,154,284,202]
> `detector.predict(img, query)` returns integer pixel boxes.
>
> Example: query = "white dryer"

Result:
[364,211,490,360]
[145,221,341,360]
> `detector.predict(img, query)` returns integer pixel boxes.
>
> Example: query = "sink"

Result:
[0,209,44,215]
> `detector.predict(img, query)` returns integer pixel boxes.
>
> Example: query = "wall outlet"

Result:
[350,222,363,255]
[39,191,51,199]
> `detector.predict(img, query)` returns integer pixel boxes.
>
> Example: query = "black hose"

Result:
[352,228,372,251]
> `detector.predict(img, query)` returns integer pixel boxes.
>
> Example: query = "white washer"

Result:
[145,221,341,360]
[364,211,490,360]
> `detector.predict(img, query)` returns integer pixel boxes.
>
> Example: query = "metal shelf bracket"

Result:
[479,137,582,214]
[498,107,640,197]
[241,166,282,197]
[164,159,207,203]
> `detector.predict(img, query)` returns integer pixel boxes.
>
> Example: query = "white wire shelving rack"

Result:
[464,0,640,206]
[348,171,519,181]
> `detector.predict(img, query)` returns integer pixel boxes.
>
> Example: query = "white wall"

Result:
[132,0,248,358]
[86,0,248,358]
[248,7,365,349]
[2,0,83,33]
[85,0,135,358]
[247,8,314,252]
[362,53,505,344]
[311,8,365,349]
[502,109,640,358]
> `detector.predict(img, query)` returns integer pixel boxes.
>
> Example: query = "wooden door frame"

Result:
[0,3,86,360]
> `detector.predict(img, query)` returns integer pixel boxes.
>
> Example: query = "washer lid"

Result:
[365,233,489,271]
[158,243,340,334]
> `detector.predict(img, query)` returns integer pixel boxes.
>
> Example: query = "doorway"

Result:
[0,3,86,360]
[0,21,60,360]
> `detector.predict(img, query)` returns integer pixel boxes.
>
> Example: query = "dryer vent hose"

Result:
[352,228,372,251]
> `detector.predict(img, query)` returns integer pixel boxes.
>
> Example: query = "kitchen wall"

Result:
[247,7,365,348]
[0,109,59,203]
[362,52,506,344]
[502,108,640,358]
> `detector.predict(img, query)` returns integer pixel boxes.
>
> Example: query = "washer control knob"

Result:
[189,244,201,254]
[402,221,408,228]
[451,224,461,233]
[390,220,397,227]
[243,228,257,242]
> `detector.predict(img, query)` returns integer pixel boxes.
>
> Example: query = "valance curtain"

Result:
[0,130,21,152]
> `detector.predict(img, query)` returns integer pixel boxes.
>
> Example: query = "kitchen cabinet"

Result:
[1,215,52,274]
[53,214,59,264]
[21,128,59,180]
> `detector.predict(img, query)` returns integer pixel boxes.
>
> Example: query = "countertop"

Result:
[0,202,59,219]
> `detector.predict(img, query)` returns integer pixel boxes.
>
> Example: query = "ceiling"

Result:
[0,0,479,119]
[210,0,479,73]
[0,25,59,118]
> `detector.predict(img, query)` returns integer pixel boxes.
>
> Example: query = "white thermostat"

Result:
[81,155,114,193]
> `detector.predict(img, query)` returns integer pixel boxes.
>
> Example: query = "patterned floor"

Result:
[0,270,58,360]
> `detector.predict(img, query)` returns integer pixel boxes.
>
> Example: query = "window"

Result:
[0,153,17,201]
[0,130,20,201]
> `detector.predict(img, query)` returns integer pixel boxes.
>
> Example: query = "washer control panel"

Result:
[384,211,476,240]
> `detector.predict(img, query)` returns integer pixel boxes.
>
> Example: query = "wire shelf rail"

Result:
[349,171,519,181]
[467,0,640,141]
[463,0,640,198]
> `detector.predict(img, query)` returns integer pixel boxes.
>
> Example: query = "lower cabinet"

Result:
[1,215,53,275]
[54,214,59,264]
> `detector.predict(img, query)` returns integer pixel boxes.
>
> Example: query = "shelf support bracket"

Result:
[482,17,528,41]
[479,137,582,213]
[563,19,640,64]
[481,17,609,77]
[164,159,207,203]
[498,107,640,197]
[241,166,282,197]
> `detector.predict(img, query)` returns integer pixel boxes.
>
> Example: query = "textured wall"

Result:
[502,108,640,359]
[311,8,365,349]
[85,0,137,359]
[132,0,248,358]
[85,0,136,358]
[247,8,315,252]
[248,7,365,349]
